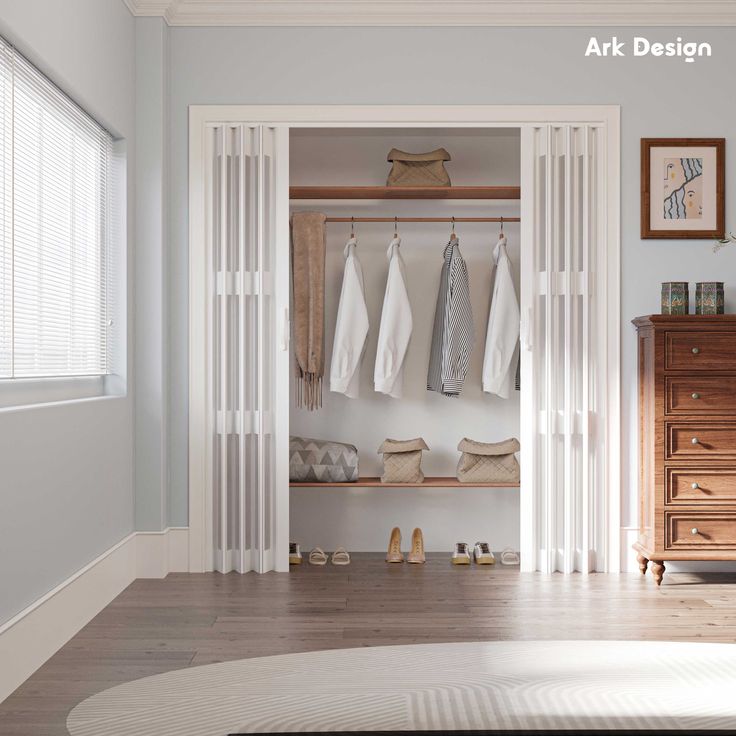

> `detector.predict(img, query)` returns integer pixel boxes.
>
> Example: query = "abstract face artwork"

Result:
[642,139,724,238]
[663,158,703,220]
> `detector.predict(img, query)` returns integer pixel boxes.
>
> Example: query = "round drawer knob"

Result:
[692,347,700,354]
[692,437,699,445]
[692,482,700,490]
[691,527,699,535]
[692,393,700,400]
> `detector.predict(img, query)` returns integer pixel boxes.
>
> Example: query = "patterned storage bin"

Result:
[289,436,359,483]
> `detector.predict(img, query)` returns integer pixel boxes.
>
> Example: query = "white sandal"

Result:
[308,547,328,566]
[500,547,520,566]
[331,547,351,566]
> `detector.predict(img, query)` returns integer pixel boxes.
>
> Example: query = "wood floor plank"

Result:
[3,555,736,735]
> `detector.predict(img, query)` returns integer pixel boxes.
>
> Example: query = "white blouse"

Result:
[374,236,413,398]
[330,237,369,398]
[482,234,520,398]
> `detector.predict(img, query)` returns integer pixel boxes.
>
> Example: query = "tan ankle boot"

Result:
[386,527,404,563]
[407,527,425,564]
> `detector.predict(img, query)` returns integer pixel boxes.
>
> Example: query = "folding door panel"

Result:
[207,124,289,573]
[521,124,609,573]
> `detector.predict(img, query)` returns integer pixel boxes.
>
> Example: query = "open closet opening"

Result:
[188,105,620,576]
[288,127,523,560]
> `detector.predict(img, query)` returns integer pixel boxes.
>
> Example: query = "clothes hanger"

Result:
[344,216,357,259]
[499,215,504,239]
[450,216,456,239]
[388,217,400,259]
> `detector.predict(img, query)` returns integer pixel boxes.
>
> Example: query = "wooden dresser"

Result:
[634,315,736,585]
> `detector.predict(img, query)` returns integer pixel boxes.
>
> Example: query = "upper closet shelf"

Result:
[289,186,520,200]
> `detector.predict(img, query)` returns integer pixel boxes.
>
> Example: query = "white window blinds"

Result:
[0,37,112,379]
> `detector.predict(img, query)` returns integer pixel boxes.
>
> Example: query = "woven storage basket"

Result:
[378,438,429,483]
[456,437,520,484]
[386,148,451,187]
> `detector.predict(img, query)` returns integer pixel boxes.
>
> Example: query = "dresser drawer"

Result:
[666,377,736,415]
[666,423,736,459]
[666,512,736,549]
[667,468,736,504]
[665,331,736,371]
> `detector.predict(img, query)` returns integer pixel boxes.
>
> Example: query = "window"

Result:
[0,37,112,381]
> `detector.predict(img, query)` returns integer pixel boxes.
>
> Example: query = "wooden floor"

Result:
[2,555,736,735]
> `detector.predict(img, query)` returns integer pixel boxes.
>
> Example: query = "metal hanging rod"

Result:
[326,216,520,223]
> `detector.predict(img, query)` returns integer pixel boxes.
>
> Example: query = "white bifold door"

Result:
[520,124,619,574]
[192,116,618,576]
[204,124,290,573]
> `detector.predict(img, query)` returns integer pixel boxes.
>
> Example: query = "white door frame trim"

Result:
[188,104,621,573]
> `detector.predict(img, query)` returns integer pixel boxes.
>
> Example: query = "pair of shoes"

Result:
[289,542,302,565]
[452,541,496,565]
[386,527,425,564]
[308,546,351,566]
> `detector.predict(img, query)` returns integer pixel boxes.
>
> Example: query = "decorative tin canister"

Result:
[661,282,689,315]
[696,282,725,315]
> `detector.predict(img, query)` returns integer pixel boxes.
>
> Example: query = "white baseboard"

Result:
[0,527,189,704]
[136,527,190,577]
[620,526,639,573]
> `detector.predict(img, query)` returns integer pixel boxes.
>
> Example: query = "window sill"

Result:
[0,375,126,412]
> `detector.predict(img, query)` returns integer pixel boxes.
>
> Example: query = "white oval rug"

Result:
[67,640,736,734]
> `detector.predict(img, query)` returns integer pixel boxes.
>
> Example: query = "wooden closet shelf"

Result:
[290,477,520,488]
[289,186,520,200]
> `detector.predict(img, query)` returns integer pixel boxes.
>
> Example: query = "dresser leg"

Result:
[651,560,666,586]
[636,553,649,575]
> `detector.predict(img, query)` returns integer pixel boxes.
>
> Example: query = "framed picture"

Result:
[641,138,725,239]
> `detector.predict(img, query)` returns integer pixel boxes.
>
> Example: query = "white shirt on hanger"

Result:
[374,236,413,398]
[330,236,369,398]
[482,234,520,398]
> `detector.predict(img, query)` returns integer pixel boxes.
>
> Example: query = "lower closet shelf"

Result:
[289,477,520,488]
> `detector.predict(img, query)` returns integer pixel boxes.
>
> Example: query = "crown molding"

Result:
[122,0,736,27]
[123,0,172,19]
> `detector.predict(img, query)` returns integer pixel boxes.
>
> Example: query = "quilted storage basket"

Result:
[378,437,429,483]
[289,436,359,483]
[456,437,520,484]
[386,148,451,187]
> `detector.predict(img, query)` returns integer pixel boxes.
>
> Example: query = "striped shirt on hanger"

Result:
[427,236,475,398]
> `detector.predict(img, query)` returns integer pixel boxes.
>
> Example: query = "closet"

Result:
[288,128,522,554]
[188,106,620,576]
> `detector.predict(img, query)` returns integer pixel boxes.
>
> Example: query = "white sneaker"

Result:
[451,542,471,565]
[289,542,302,565]
[473,541,496,565]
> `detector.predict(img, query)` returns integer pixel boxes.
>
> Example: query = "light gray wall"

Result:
[166,27,736,554]
[135,17,170,531]
[0,0,135,624]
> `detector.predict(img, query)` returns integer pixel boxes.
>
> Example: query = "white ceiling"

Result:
[122,0,736,27]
